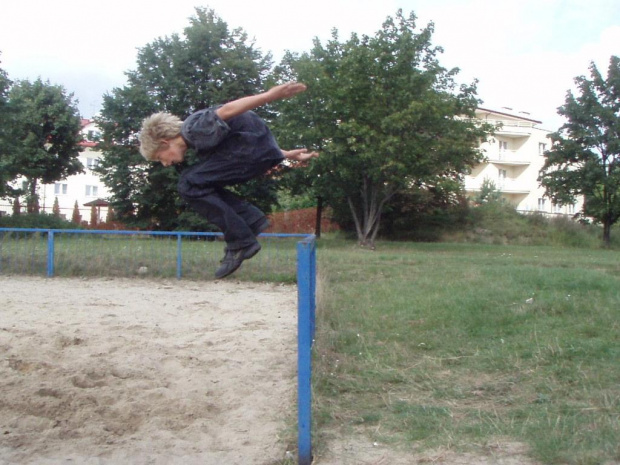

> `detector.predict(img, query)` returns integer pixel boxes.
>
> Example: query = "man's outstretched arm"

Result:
[282,148,319,162]
[215,82,308,121]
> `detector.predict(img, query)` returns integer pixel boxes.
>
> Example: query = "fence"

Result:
[0,227,316,464]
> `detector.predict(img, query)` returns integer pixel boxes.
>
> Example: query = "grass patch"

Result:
[314,239,620,464]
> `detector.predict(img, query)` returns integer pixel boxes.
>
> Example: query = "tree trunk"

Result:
[347,196,364,243]
[347,179,396,249]
[26,179,40,214]
[603,219,611,247]
[12,198,21,216]
[315,196,323,238]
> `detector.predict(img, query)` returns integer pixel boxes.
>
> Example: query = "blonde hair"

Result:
[138,112,183,161]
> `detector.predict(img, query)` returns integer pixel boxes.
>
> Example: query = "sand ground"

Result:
[0,276,297,465]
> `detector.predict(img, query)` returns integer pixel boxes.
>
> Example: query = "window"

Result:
[54,183,68,195]
[538,142,547,155]
[86,158,99,170]
[497,169,507,188]
[86,129,101,142]
[85,185,99,197]
[537,198,546,211]
[499,140,508,152]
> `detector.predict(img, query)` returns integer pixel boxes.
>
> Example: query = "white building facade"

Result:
[465,107,582,216]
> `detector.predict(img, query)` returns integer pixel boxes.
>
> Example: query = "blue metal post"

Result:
[297,237,316,465]
[310,245,316,338]
[46,230,55,277]
[176,234,183,279]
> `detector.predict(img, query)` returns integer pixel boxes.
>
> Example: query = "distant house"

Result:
[465,107,582,216]
[0,119,111,224]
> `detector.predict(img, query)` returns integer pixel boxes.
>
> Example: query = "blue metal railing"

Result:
[0,228,310,279]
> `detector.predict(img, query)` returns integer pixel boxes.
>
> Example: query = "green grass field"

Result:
[313,239,619,464]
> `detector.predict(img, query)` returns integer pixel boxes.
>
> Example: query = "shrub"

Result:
[0,212,83,230]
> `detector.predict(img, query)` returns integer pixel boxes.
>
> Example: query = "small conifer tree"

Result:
[52,197,61,217]
[71,201,81,224]
[90,205,98,227]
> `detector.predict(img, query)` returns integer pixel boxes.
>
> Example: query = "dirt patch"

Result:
[315,434,540,465]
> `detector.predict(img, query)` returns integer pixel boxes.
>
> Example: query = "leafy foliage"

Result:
[272,10,491,246]
[473,177,504,205]
[96,8,276,231]
[539,55,620,246]
[0,78,82,209]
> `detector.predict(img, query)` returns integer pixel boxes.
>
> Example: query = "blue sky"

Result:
[0,0,618,131]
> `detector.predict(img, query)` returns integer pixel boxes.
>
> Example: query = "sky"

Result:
[0,0,618,131]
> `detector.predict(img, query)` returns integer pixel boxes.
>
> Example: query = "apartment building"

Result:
[0,119,111,223]
[464,107,582,216]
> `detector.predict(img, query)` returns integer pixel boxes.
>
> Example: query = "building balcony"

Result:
[495,121,533,137]
[464,177,531,194]
[486,150,531,165]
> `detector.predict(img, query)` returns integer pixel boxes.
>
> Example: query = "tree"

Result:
[105,207,116,223]
[71,200,81,225]
[12,197,20,216]
[272,10,490,246]
[52,197,61,217]
[96,7,275,230]
[539,56,620,246]
[0,55,15,198]
[90,205,98,227]
[474,178,504,205]
[4,78,83,212]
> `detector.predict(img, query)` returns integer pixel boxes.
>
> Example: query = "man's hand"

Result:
[266,82,308,102]
[282,148,319,162]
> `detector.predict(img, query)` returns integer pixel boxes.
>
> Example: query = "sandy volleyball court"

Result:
[0,276,297,465]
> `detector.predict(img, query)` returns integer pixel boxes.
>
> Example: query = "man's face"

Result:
[157,137,186,166]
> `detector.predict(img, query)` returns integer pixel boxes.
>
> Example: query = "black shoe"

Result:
[215,242,261,279]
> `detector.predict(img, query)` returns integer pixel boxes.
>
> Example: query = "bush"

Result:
[0,213,83,230]
[440,200,611,248]
[545,215,601,248]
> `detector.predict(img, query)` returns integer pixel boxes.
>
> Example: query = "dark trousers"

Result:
[177,156,280,250]
[180,186,264,250]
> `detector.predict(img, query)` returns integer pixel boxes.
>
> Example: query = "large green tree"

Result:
[3,78,82,212]
[96,8,275,230]
[539,56,620,246]
[272,10,490,246]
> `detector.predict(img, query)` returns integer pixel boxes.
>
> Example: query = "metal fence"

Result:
[0,228,309,281]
